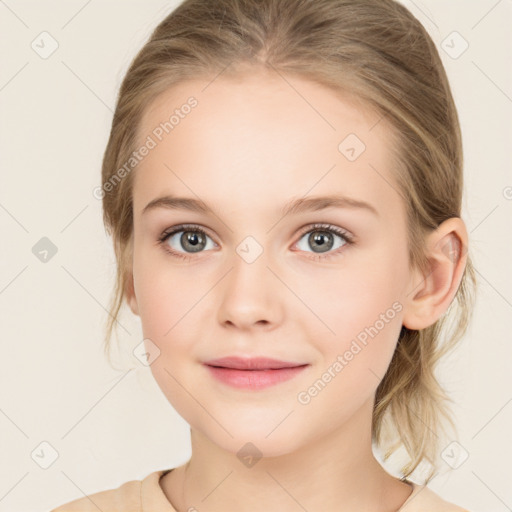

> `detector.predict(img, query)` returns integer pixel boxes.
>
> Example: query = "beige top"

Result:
[50,469,471,511]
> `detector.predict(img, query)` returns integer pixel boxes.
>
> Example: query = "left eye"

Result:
[295,224,352,256]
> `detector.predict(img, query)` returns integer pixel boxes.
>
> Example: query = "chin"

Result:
[203,423,306,460]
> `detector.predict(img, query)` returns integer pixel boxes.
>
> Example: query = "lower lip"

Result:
[204,364,309,390]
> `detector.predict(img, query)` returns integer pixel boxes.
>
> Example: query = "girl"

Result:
[52,0,476,510]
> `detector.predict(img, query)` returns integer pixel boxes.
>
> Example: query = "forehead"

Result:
[132,71,401,219]
[138,71,383,144]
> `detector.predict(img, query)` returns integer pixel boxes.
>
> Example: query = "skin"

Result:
[126,66,468,511]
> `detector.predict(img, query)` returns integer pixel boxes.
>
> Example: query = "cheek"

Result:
[324,297,402,382]
[138,282,197,344]
[132,247,198,342]
[308,255,406,374]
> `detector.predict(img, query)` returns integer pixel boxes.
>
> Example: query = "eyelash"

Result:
[157,222,354,262]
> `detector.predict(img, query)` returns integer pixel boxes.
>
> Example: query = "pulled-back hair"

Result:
[100,0,476,484]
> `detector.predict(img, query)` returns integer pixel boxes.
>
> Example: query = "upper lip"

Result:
[204,356,308,370]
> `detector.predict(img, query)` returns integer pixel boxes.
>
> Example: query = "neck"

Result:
[160,397,413,511]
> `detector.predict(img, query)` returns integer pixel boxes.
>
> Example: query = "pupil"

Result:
[310,231,332,253]
[181,231,205,253]
[315,234,325,245]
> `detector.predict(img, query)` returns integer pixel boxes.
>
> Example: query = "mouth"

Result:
[203,356,310,390]
[204,356,308,370]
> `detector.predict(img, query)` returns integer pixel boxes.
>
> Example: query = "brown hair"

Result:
[100,0,476,484]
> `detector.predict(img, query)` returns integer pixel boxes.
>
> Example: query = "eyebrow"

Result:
[142,194,379,218]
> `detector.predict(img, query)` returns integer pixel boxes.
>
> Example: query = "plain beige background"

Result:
[1,1,511,510]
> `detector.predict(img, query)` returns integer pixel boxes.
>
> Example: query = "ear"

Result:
[402,217,468,330]
[125,271,139,316]
[124,236,139,316]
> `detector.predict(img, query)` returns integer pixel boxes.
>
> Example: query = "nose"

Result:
[216,250,284,331]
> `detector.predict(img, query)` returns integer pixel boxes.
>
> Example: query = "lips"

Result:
[204,356,307,370]
[203,357,310,390]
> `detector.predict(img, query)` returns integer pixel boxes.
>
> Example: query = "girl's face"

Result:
[128,70,418,456]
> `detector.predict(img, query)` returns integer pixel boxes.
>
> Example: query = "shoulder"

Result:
[49,476,143,512]
[49,469,174,512]
[401,481,472,512]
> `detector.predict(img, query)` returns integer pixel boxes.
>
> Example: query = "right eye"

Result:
[158,224,217,260]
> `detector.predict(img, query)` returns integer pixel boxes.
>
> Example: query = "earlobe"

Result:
[402,217,468,331]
